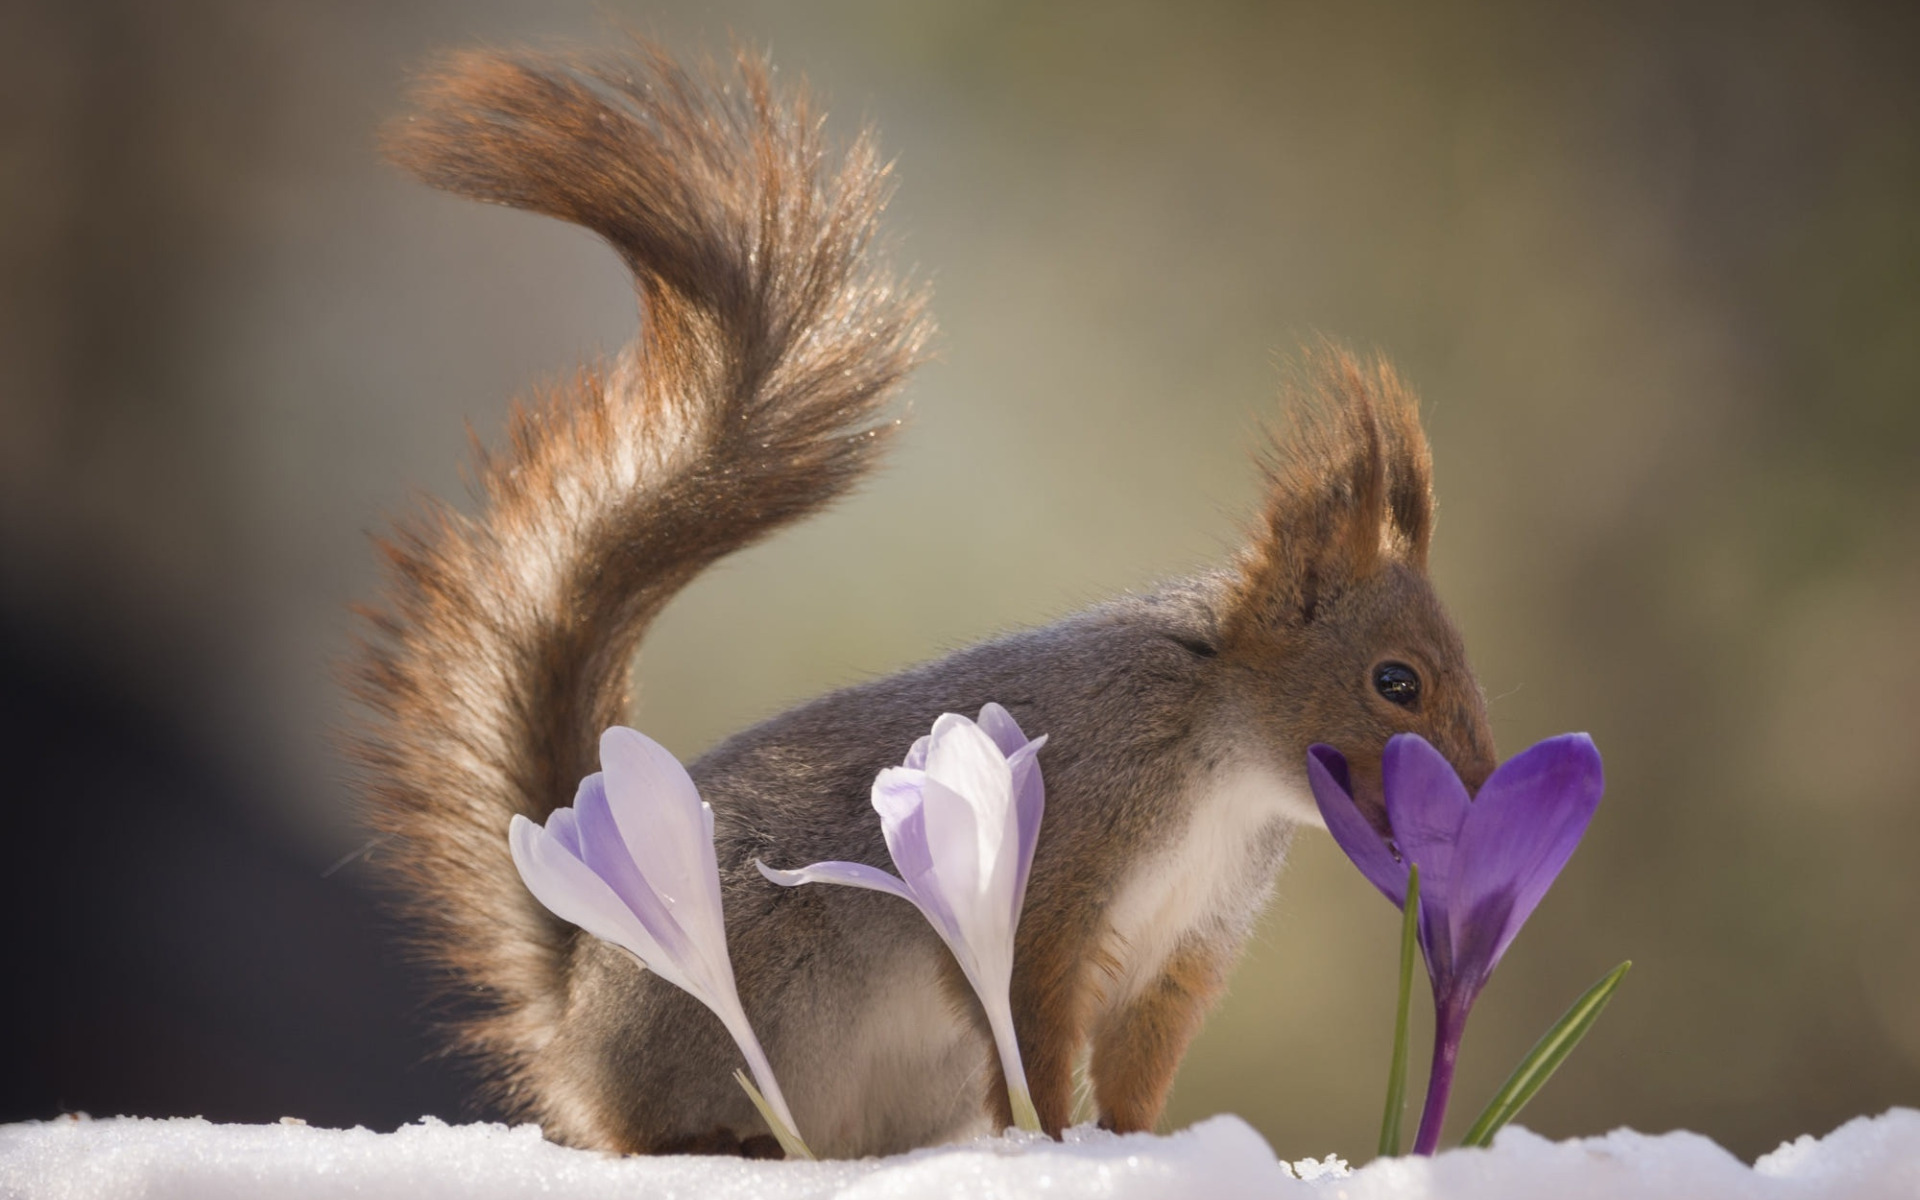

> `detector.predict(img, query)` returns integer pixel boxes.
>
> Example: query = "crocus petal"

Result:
[545,804,584,858]
[872,766,928,830]
[1005,734,1048,922]
[902,734,932,771]
[1381,734,1472,903]
[1381,734,1473,975]
[975,702,1032,759]
[508,813,696,996]
[572,772,697,968]
[599,726,723,946]
[1445,890,1517,1006]
[1307,744,1407,906]
[924,717,1023,989]
[871,767,955,925]
[923,715,1017,841]
[1448,732,1604,979]
[755,858,923,909]
[922,716,1019,930]
[920,774,985,910]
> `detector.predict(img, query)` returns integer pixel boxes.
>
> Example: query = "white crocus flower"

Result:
[758,703,1048,1132]
[508,726,812,1159]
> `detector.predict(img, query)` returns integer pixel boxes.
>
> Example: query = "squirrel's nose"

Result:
[1454,749,1497,796]
[1444,705,1499,795]
[1350,772,1391,836]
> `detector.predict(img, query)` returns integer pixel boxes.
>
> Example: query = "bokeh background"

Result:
[5,0,1916,1164]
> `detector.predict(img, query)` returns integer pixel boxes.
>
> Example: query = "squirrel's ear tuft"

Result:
[1227,343,1435,633]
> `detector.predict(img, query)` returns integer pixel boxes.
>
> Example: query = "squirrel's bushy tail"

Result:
[352,43,930,1114]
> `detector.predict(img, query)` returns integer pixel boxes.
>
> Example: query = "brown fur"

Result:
[1232,345,1435,634]
[1011,910,1106,1133]
[352,42,929,1129]
[1091,937,1232,1133]
[355,38,1495,1157]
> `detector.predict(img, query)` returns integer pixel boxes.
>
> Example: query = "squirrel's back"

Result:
[351,43,930,1133]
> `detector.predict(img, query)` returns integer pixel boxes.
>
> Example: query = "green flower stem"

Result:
[1459,960,1632,1149]
[1377,864,1421,1159]
[734,1070,816,1160]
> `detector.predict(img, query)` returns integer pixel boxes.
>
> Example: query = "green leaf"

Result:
[1377,864,1421,1159]
[734,1069,816,1160]
[1460,960,1632,1149]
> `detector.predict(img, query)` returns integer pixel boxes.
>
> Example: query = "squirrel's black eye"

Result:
[1373,662,1421,707]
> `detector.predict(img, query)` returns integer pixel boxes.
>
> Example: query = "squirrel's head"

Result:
[1217,346,1496,827]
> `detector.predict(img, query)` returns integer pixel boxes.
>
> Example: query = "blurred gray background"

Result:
[3,0,1916,1163]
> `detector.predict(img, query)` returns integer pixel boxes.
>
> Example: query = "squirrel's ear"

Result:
[1226,346,1434,633]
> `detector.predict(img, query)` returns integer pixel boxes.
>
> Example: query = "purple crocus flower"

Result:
[1308,732,1604,1155]
[509,727,811,1158]
[758,703,1048,1132]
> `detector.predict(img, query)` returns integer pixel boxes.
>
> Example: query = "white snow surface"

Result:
[5,1108,1918,1200]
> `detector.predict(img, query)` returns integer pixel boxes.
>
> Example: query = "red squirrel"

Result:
[353,42,1498,1159]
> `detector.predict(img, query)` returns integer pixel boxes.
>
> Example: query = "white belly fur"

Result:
[1094,759,1316,1014]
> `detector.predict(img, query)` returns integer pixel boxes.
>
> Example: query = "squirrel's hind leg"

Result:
[1087,937,1231,1134]
[1006,918,1110,1136]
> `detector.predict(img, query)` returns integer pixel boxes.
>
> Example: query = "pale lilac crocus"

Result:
[758,703,1048,1132]
[1308,732,1604,1155]
[509,726,812,1159]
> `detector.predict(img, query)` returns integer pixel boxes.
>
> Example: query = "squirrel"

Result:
[353,41,1499,1159]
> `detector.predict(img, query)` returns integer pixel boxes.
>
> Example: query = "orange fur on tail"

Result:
[350,43,931,1120]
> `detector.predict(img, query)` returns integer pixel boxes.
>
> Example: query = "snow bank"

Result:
[5,1108,1916,1200]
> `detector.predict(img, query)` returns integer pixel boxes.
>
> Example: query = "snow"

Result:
[5,1109,1917,1200]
